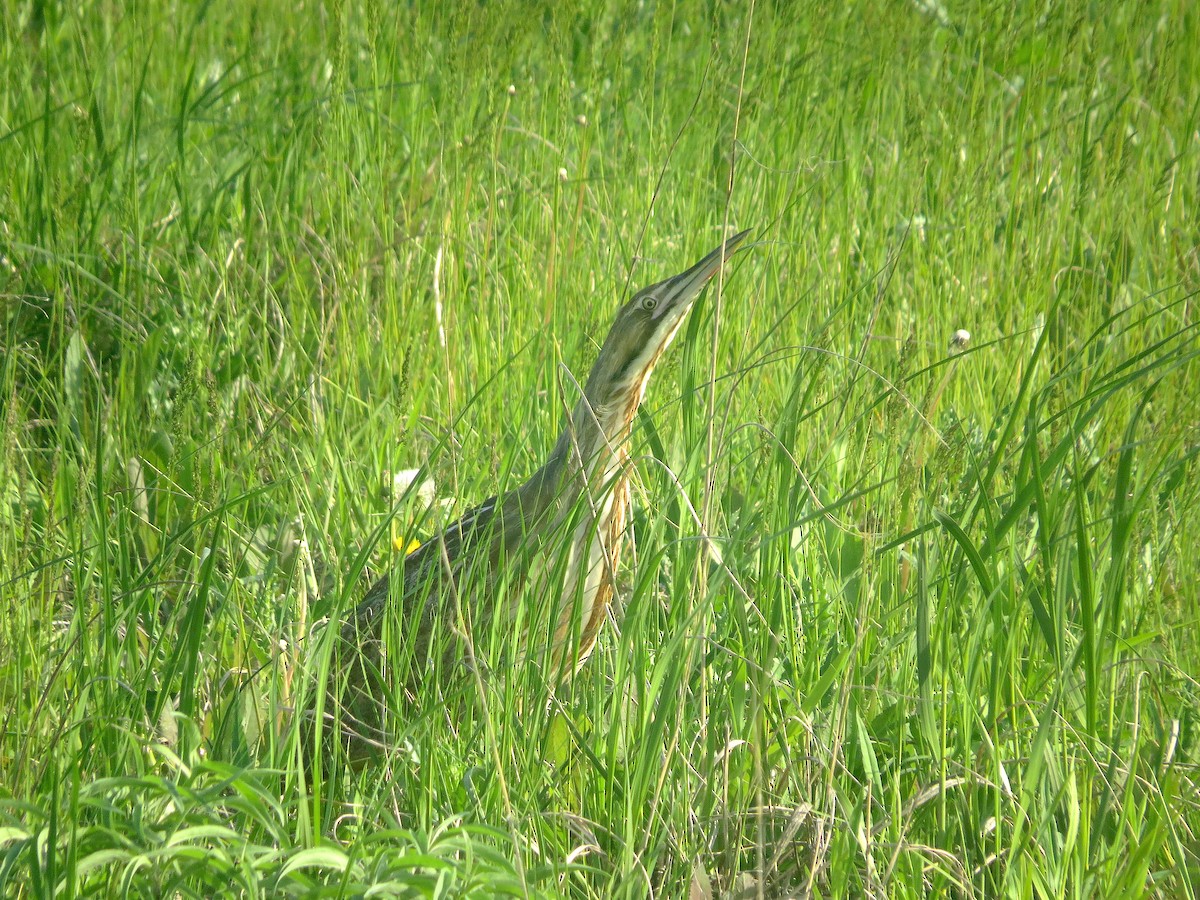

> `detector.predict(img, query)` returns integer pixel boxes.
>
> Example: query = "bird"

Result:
[322,228,750,760]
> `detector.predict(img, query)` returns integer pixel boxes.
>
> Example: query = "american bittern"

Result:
[327,229,750,757]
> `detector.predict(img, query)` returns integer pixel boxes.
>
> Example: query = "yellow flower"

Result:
[393,533,422,555]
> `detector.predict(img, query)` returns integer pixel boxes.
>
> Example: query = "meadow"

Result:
[2,0,1198,896]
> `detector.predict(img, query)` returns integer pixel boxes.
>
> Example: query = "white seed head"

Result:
[390,468,437,508]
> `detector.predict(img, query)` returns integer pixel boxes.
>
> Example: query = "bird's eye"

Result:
[640,295,658,312]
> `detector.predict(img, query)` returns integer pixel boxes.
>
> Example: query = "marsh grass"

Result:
[2,0,1199,896]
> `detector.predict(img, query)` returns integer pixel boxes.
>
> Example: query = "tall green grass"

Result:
[2,0,1198,895]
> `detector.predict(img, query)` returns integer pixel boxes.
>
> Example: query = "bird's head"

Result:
[584,229,750,412]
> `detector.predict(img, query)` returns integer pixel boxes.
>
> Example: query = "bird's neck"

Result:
[555,367,652,479]
[519,367,651,528]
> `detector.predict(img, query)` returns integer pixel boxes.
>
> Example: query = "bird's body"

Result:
[328,229,749,757]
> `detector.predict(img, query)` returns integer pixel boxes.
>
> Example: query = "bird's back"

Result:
[329,463,580,756]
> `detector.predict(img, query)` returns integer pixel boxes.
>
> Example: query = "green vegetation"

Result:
[2,0,1198,895]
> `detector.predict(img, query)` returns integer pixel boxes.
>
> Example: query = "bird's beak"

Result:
[659,228,751,313]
